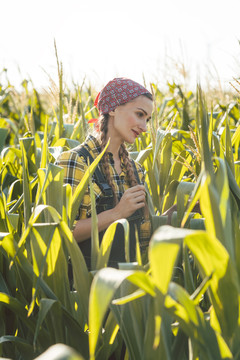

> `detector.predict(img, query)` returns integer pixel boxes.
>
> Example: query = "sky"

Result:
[1,0,240,92]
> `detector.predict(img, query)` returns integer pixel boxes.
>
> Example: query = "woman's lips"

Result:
[132,129,139,138]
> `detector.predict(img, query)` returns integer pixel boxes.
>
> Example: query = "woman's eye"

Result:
[137,112,144,117]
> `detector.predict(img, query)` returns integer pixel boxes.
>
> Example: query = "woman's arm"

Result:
[73,184,146,243]
[73,208,119,242]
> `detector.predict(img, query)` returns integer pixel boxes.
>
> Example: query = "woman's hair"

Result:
[98,93,153,205]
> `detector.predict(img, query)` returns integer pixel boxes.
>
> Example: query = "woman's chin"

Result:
[125,138,135,145]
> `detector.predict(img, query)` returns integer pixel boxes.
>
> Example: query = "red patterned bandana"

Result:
[94,77,151,115]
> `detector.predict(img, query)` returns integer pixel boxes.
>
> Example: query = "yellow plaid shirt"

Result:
[56,135,151,247]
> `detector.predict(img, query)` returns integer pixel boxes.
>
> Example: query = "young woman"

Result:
[56,78,153,268]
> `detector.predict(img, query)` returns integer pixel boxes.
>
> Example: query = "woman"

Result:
[56,78,153,269]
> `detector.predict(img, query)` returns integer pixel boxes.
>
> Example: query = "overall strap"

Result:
[75,146,113,195]
[127,159,143,223]
[130,158,141,185]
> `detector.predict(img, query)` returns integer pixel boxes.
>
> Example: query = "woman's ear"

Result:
[109,110,115,117]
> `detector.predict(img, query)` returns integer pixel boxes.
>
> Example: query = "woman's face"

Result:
[108,95,153,144]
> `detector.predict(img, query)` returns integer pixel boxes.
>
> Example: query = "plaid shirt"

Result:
[56,135,151,246]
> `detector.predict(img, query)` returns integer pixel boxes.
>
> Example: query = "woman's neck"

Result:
[95,133,122,159]
[107,139,121,159]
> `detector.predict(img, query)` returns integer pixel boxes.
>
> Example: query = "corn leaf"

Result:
[184,231,239,340]
[89,268,134,360]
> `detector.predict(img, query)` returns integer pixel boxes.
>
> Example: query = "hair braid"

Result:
[99,114,118,205]
[120,143,149,219]
[119,143,138,187]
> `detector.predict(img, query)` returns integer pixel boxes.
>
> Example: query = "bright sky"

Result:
[1,0,240,92]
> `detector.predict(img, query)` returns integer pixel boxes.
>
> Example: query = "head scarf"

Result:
[94,77,152,115]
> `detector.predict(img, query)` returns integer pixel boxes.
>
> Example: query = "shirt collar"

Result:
[85,134,125,167]
[85,134,102,156]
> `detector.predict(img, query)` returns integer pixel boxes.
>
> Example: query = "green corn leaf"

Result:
[197,86,214,178]
[225,119,235,176]
[20,138,32,228]
[189,217,205,230]
[167,149,191,180]
[190,273,213,305]
[145,155,161,212]
[30,223,71,314]
[123,271,156,297]
[98,260,154,360]
[176,182,196,227]
[8,175,38,214]
[121,218,130,263]
[0,118,19,143]
[0,270,9,294]
[231,123,240,147]
[152,129,166,168]
[96,222,118,270]
[0,292,35,331]
[53,138,80,149]
[0,335,34,360]
[1,233,59,302]
[12,204,61,269]
[19,136,38,174]
[28,225,57,315]
[96,218,129,269]
[159,133,172,197]
[33,298,57,347]
[40,116,48,169]
[181,170,203,227]
[62,182,72,226]
[149,225,194,294]
[35,168,47,206]
[7,212,19,230]
[200,158,234,258]
[112,288,146,305]
[136,146,152,164]
[111,272,155,360]
[60,220,91,325]
[95,311,120,360]
[89,169,99,270]
[183,245,195,295]
[166,282,232,360]
[199,170,227,252]
[161,179,179,213]
[135,225,142,266]
[225,161,240,209]
[89,268,134,360]
[60,308,89,359]
[0,128,8,152]
[184,231,239,340]
[212,131,223,158]
[215,158,234,255]
[35,164,64,215]
[150,215,168,233]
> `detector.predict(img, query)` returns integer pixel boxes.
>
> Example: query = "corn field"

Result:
[1,60,240,360]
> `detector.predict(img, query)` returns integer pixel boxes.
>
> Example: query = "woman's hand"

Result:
[113,185,146,219]
[73,185,146,242]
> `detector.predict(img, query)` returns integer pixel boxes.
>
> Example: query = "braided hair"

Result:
[98,113,118,205]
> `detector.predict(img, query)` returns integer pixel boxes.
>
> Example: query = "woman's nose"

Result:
[139,121,147,133]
